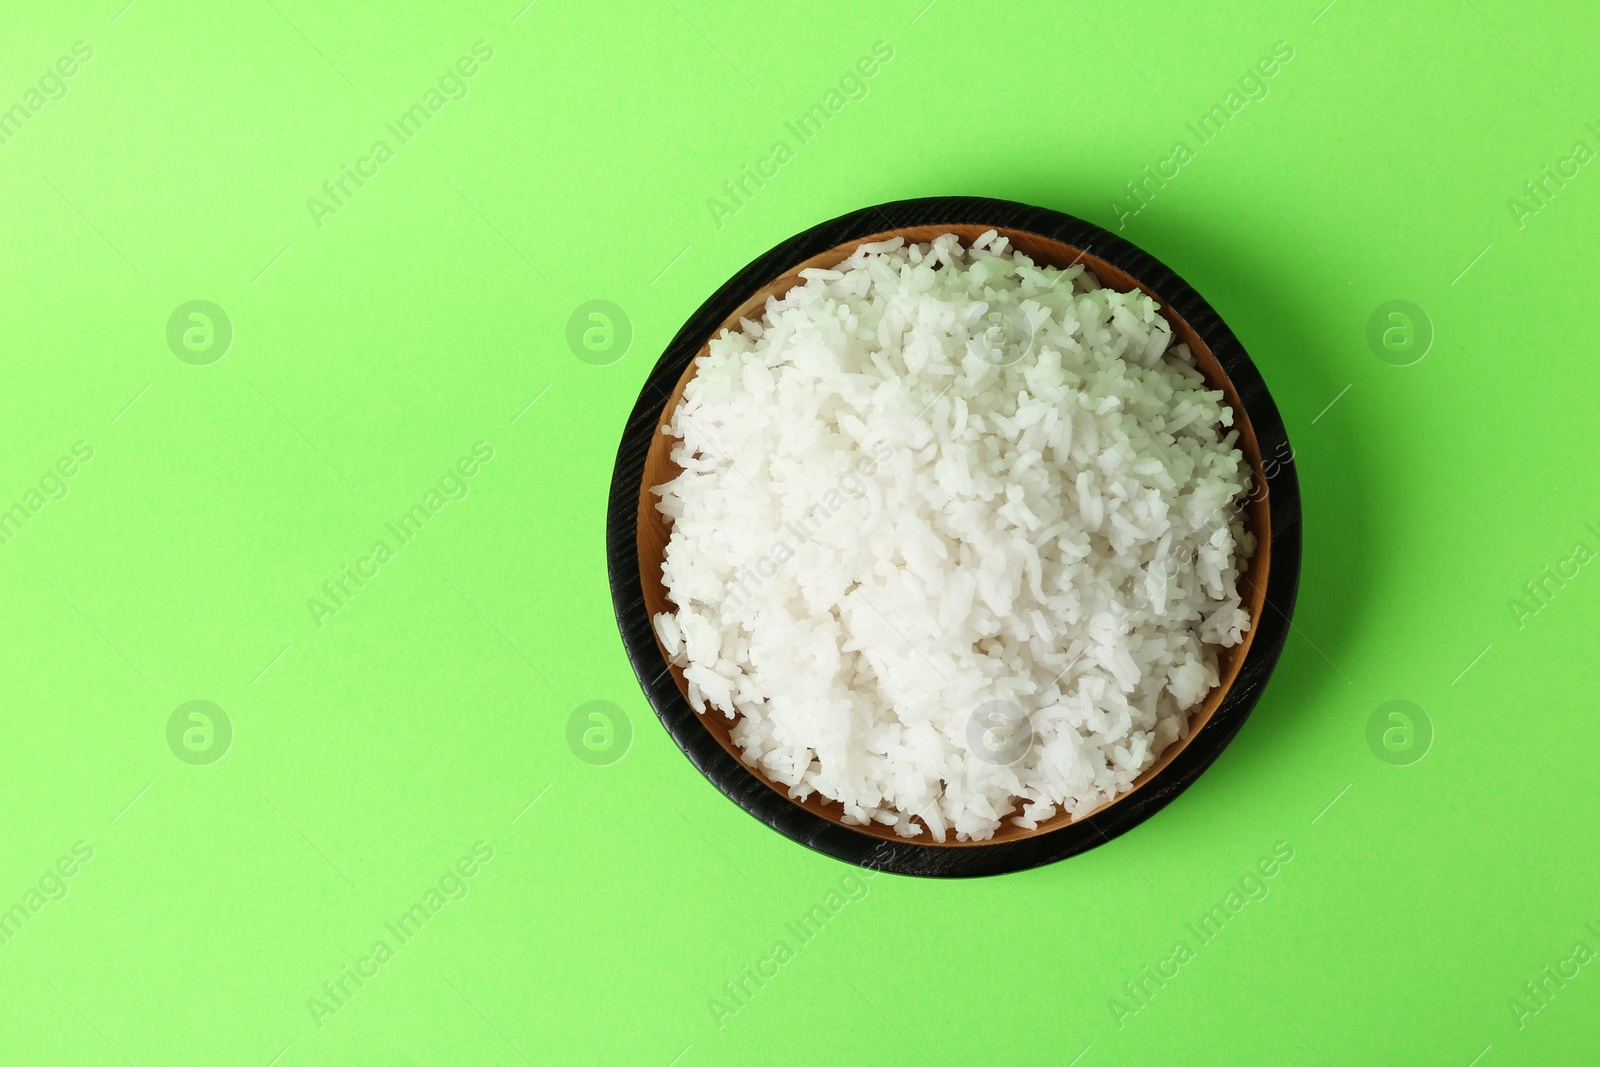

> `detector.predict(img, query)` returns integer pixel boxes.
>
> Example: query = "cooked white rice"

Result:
[651,231,1254,841]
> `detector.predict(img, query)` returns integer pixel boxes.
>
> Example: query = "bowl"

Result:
[607,197,1301,877]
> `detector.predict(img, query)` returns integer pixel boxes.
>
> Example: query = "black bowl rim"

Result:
[605,196,1302,878]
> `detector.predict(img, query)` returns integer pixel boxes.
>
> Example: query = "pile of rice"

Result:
[651,231,1254,841]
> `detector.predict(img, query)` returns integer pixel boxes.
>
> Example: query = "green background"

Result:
[2,0,1596,1062]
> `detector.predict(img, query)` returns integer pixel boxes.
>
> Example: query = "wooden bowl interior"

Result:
[637,225,1272,846]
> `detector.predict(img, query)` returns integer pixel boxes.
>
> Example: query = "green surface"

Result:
[1,0,1596,1063]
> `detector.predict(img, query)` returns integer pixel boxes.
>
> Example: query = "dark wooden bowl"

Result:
[608,198,1301,877]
